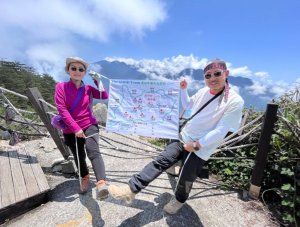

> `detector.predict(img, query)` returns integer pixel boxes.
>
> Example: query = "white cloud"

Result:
[246,75,289,97]
[229,66,252,77]
[0,0,166,80]
[26,42,75,78]
[106,55,208,79]
[246,80,267,95]
[230,85,240,94]
[254,71,270,79]
[270,81,289,96]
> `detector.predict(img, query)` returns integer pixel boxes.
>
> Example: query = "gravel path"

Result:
[1,130,279,227]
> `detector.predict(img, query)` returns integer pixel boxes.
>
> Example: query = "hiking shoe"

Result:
[108,184,136,204]
[96,179,109,201]
[79,174,90,194]
[163,196,184,214]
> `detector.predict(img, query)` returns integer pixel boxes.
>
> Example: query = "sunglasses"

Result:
[70,66,85,72]
[204,70,224,79]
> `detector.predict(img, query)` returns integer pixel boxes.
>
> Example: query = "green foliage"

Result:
[0,61,57,109]
[147,138,168,148]
[208,85,300,226]
[0,61,57,138]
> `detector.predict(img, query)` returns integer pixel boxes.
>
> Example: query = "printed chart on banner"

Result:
[106,80,180,139]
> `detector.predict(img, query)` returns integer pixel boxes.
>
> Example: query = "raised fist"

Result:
[89,71,105,91]
[89,70,101,81]
[180,79,188,89]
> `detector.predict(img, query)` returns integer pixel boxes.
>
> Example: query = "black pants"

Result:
[63,124,106,181]
[128,141,206,203]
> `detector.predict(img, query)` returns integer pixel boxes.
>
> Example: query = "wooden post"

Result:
[26,88,70,159]
[249,103,278,199]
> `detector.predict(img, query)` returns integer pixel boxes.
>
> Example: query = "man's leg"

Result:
[175,152,206,202]
[164,151,206,214]
[129,141,183,192]
[108,141,183,203]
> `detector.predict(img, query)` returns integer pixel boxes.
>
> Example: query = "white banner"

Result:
[106,80,180,139]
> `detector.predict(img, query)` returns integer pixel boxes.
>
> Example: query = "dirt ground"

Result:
[0,130,280,227]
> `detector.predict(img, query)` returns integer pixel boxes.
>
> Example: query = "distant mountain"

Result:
[94,60,275,110]
[96,60,147,80]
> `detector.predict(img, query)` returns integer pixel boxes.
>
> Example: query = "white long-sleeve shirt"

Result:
[180,86,244,161]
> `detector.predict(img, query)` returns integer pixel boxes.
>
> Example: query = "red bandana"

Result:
[204,60,227,74]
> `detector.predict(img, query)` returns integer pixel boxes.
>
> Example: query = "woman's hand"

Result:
[89,71,101,81]
[180,80,188,90]
[75,129,86,138]
[89,71,105,91]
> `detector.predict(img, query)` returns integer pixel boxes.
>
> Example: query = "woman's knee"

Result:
[86,148,100,160]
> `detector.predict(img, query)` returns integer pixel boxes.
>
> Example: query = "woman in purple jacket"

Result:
[54,56,109,199]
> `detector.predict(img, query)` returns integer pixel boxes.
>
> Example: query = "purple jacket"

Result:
[54,80,108,133]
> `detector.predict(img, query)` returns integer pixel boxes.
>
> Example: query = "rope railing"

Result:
[46,111,57,116]
[0,115,46,127]
[219,122,262,149]
[38,98,57,110]
[278,113,300,135]
[0,96,36,115]
[215,143,259,153]
[99,124,164,152]
[0,92,43,134]
[0,86,28,100]
[0,125,48,137]
[219,113,264,146]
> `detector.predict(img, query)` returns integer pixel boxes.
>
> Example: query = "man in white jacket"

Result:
[108,59,245,214]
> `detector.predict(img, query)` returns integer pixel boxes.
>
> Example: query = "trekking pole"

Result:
[75,136,82,188]
[175,152,192,191]
[85,133,98,139]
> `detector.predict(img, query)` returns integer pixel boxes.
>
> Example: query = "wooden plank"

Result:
[9,150,28,202]
[25,147,50,192]
[0,146,50,224]
[17,147,40,197]
[0,192,48,224]
[0,149,15,208]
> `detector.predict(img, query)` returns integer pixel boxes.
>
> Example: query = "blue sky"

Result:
[0,0,299,92]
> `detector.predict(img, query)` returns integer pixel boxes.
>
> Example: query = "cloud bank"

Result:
[0,0,166,79]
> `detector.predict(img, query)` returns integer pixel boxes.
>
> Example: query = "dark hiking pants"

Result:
[63,124,106,181]
[128,140,206,203]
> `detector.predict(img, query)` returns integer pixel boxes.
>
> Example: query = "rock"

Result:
[1,130,11,140]
[52,164,62,172]
[61,160,76,174]
[51,157,65,167]
[93,103,107,125]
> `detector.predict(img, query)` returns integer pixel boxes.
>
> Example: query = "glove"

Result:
[89,71,104,91]
[89,70,100,80]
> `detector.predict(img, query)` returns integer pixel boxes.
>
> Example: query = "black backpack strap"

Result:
[180,87,225,130]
